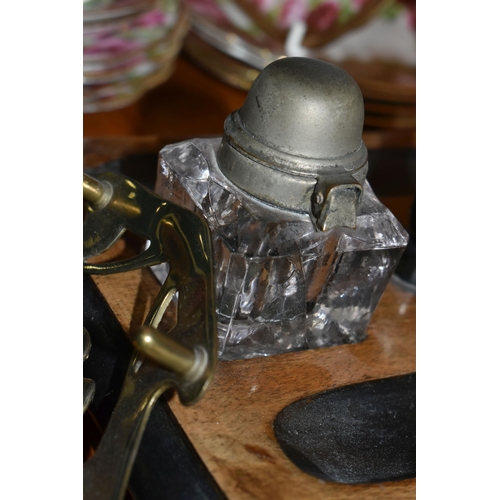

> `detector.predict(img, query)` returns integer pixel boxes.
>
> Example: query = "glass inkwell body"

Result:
[155,57,408,360]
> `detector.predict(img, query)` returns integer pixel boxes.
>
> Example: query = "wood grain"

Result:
[168,281,416,500]
[90,257,415,499]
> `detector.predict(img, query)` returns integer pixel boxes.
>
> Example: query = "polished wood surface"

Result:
[169,282,415,500]
[89,238,415,499]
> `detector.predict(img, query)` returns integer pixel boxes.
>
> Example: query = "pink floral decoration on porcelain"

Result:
[136,9,168,27]
[255,0,279,13]
[307,1,340,31]
[352,0,369,9]
[397,0,415,29]
[278,0,308,29]
[183,0,416,45]
[85,37,143,55]
[185,0,227,22]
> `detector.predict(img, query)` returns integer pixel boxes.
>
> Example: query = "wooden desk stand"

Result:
[90,254,415,499]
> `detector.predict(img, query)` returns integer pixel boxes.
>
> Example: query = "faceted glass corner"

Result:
[155,138,409,360]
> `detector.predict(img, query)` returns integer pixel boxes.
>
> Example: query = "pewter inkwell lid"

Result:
[217,57,368,231]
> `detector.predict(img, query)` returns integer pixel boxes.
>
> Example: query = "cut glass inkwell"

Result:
[155,57,409,360]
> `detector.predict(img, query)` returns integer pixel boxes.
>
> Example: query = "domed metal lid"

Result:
[217,57,368,231]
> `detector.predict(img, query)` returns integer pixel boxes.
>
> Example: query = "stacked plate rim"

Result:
[83,0,190,113]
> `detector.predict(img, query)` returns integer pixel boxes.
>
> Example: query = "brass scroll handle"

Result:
[83,171,218,500]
